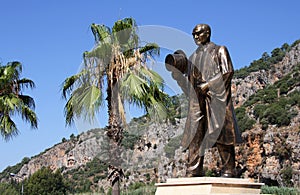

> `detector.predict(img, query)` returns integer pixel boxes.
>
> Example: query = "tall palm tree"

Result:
[0,61,38,140]
[62,17,168,194]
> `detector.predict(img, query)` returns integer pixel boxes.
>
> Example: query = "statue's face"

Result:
[193,27,210,46]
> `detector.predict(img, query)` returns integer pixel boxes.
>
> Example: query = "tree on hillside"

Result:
[0,182,19,195]
[0,61,38,140]
[24,167,68,195]
[61,17,168,194]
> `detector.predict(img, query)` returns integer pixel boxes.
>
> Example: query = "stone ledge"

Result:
[155,177,264,195]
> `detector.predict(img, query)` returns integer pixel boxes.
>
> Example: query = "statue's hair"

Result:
[192,24,211,36]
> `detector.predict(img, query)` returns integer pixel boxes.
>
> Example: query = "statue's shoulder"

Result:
[217,45,230,56]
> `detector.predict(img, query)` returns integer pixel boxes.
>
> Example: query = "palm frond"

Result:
[112,17,138,46]
[0,114,18,140]
[0,62,38,139]
[85,43,112,66]
[147,96,168,121]
[61,70,86,99]
[64,97,75,126]
[17,78,36,89]
[1,95,19,114]
[19,95,35,109]
[21,106,38,129]
[139,67,164,88]
[139,43,160,56]
[120,72,148,106]
[64,84,102,126]
[91,23,111,43]
[3,61,22,81]
[112,17,136,34]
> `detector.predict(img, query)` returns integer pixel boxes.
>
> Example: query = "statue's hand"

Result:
[198,82,209,95]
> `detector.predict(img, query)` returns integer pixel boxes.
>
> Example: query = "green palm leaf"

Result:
[112,17,138,47]
[62,70,86,99]
[120,72,148,106]
[91,23,111,43]
[17,78,36,90]
[0,115,18,139]
[139,43,160,57]
[19,95,35,109]
[21,105,38,129]
[147,96,168,121]
[64,84,102,125]
[139,67,164,88]
[85,42,112,67]
[62,17,170,136]
[0,61,38,140]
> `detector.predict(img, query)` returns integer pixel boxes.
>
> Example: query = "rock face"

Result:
[232,43,300,106]
[4,42,300,191]
[17,131,103,177]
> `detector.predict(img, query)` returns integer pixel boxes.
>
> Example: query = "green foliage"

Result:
[234,42,293,79]
[0,61,37,139]
[122,131,141,150]
[273,66,300,95]
[24,167,68,195]
[289,91,300,107]
[62,17,167,128]
[244,85,278,107]
[280,166,294,187]
[261,185,300,195]
[122,182,156,195]
[0,157,30,180]
[0,183,19,195]
[251,90,300,129]
[291,39,300,48]
[241,63,300,129]
[262,103,290,126]
[235,106,255,132]
[204,168,218,177]
[64,158,108,193]
[164,134,183,158]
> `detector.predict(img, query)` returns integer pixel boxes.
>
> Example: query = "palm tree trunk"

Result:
[106,68,124,195]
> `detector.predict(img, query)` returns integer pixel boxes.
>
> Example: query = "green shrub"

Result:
[24,167,68,195]
[0,157,30,180]
[235,107,255,132]
[0,183,19,195]
[234,43,291,79]
[122,131,141,150]
[122,182,156,195]
[280,166,294,187]
[261,185,300,195]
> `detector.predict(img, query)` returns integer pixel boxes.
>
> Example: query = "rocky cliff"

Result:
[1,41,300,192]
[232,42,300,106]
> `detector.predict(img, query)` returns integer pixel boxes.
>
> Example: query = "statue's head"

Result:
[192,24,211,46]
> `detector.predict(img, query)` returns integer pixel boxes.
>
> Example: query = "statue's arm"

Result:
[218,46,234,89]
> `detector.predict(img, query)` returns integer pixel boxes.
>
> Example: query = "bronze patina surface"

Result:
[165,24,242,177]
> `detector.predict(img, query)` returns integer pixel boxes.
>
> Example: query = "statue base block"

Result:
[155,177,264,195]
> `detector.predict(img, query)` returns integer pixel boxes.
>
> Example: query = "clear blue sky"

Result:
[0,0,299,171]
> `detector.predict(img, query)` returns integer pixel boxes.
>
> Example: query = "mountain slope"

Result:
[1,40,300,193]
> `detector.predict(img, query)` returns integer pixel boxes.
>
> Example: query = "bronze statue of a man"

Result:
[165,24,242,177]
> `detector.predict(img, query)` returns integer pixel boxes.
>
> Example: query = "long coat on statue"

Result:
[169,42,242,163]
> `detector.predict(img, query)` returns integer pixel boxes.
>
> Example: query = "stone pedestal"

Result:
[155,177,264,195]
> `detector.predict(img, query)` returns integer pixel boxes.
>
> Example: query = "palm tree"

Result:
[0,61,38,140]
[62,17,168,194]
